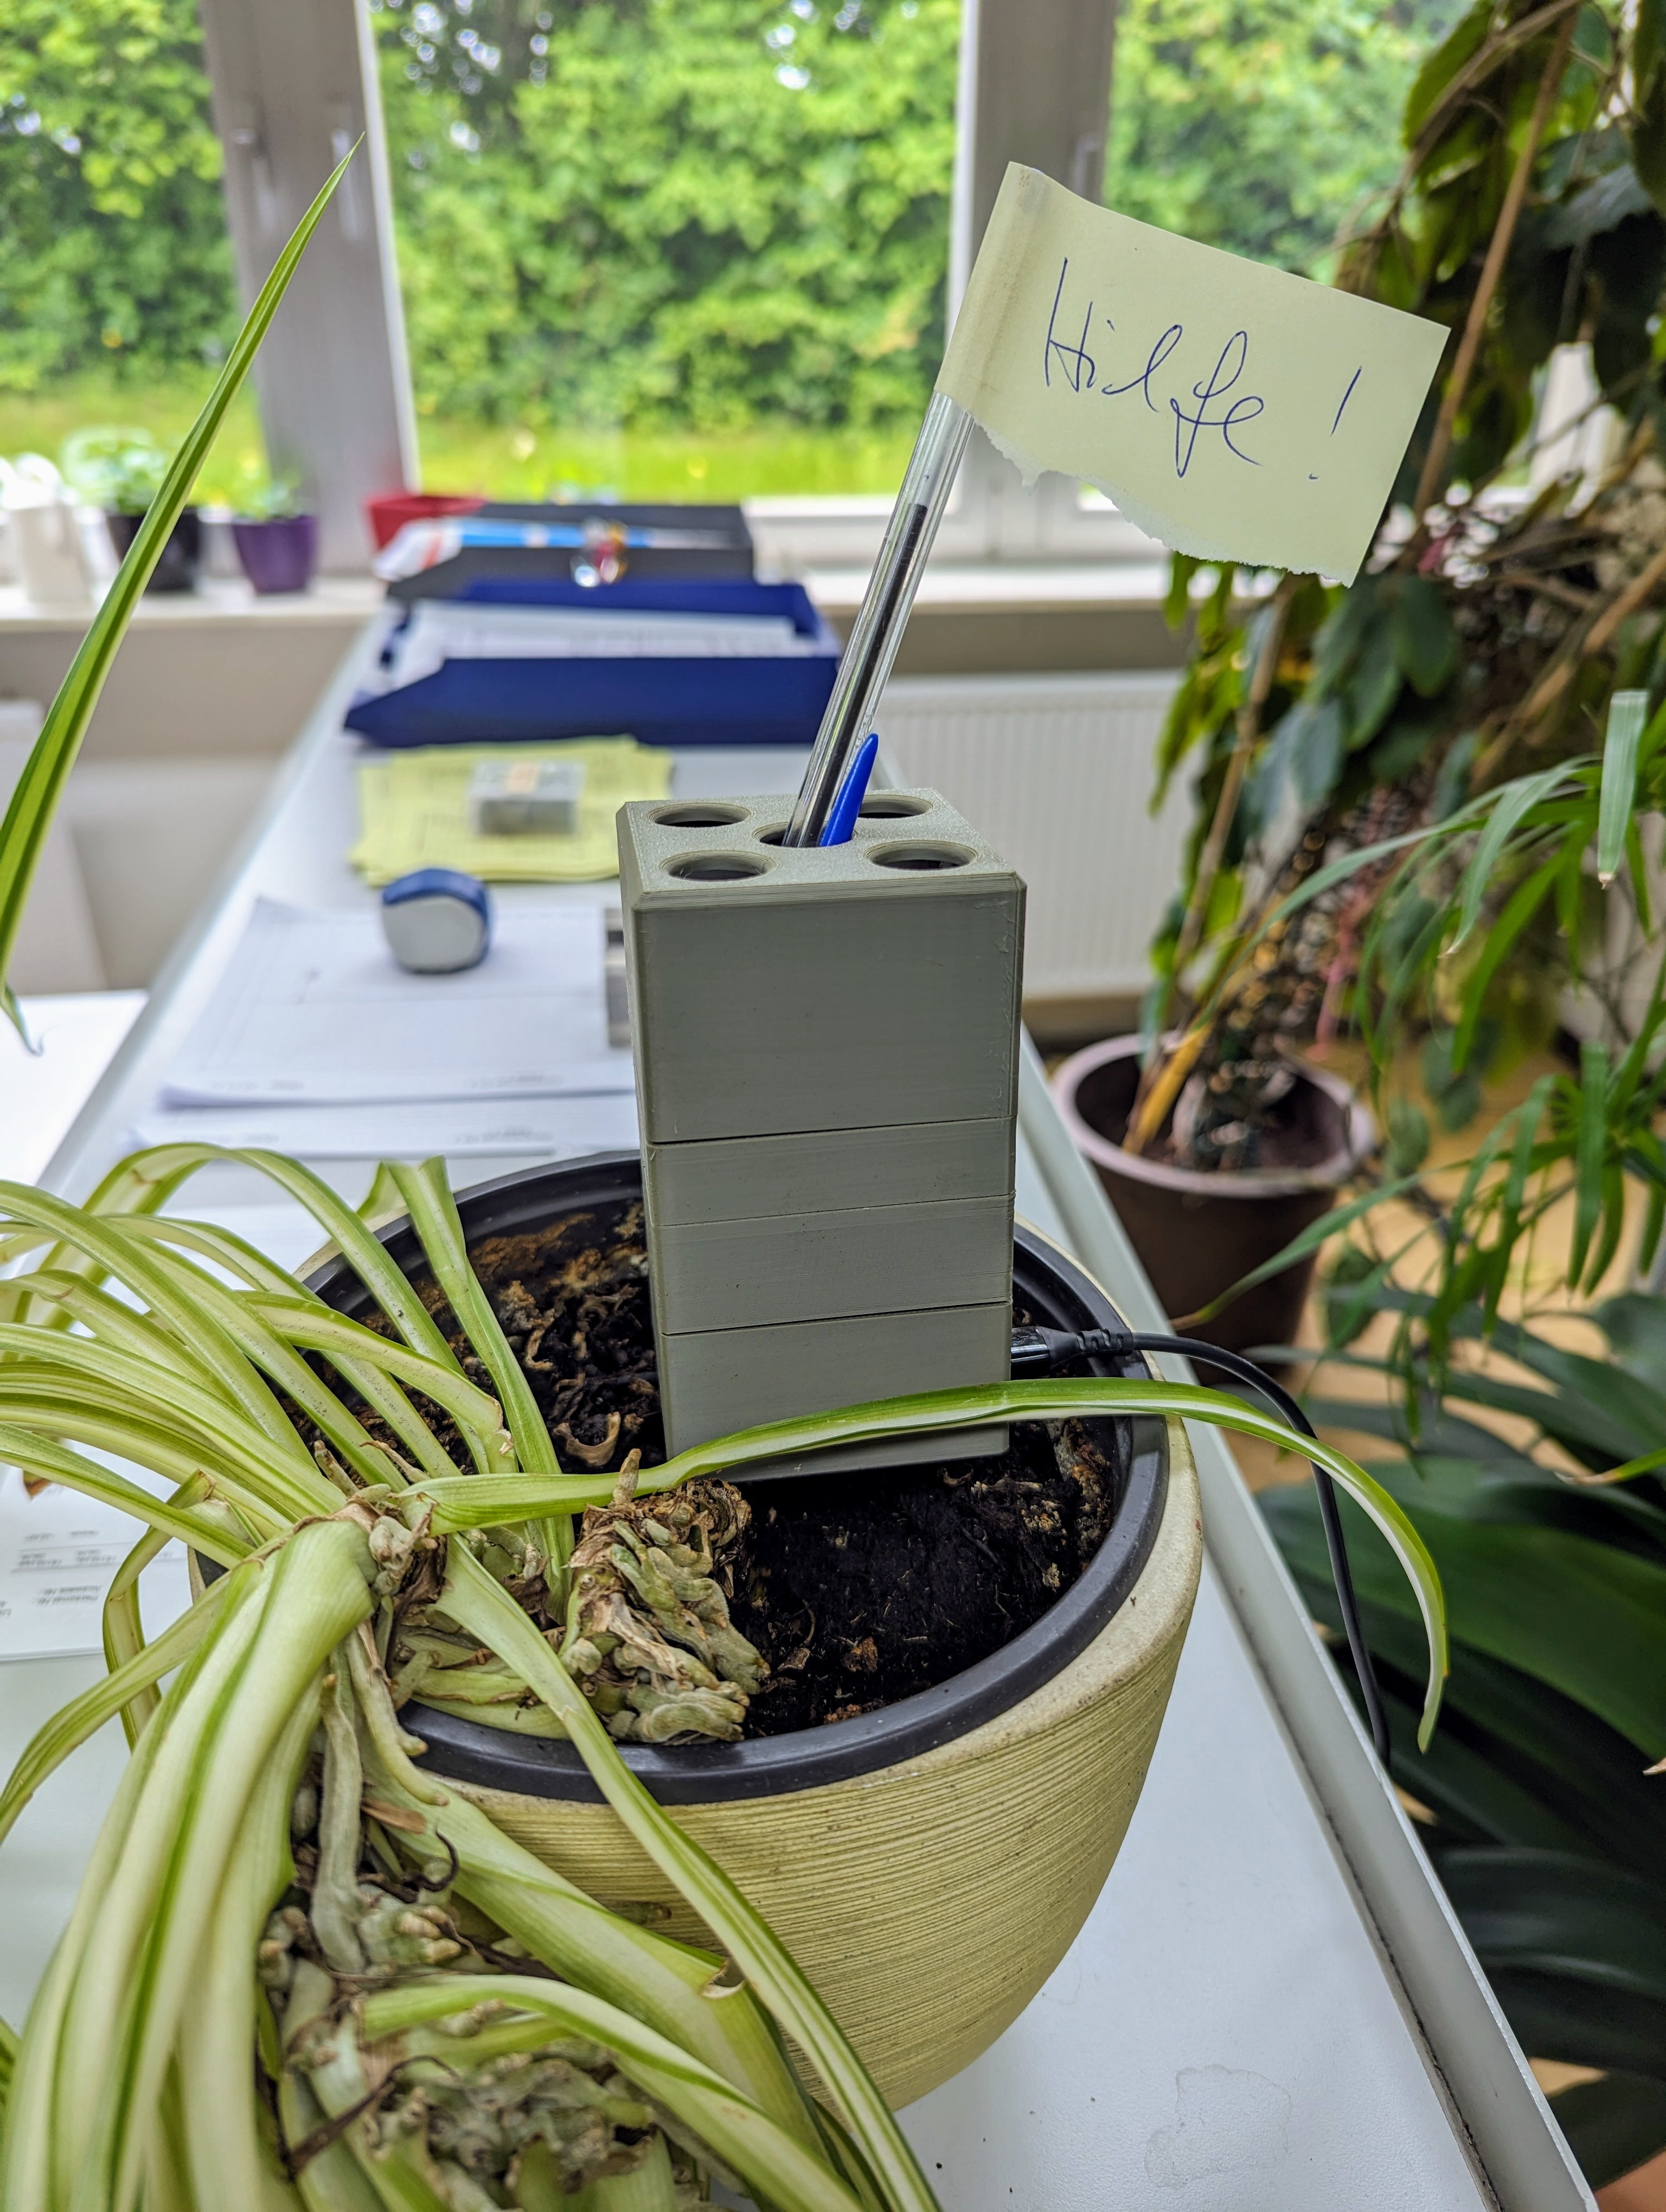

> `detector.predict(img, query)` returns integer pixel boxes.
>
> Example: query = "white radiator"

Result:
[877,670,1187,1000]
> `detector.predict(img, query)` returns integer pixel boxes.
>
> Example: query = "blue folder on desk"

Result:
[344,577,842,750]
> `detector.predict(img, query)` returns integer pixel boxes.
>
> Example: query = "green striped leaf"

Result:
[1598,690,1649,886]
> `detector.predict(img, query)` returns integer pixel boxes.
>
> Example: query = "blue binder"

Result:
[345,576,841,750]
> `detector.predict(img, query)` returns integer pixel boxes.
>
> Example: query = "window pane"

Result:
[1104,0,1468,276]
[0,0,263,496]
[373,0,958,501]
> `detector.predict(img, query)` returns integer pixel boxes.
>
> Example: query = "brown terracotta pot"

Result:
[1050,1034,1374,1353]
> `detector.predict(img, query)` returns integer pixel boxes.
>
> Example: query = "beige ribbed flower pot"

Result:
[309,1158,1204,2109]
[453,1423,1200,2107]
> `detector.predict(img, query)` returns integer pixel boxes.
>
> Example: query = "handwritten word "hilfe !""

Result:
[940,165,1447,580]
[1045,260,1278,481]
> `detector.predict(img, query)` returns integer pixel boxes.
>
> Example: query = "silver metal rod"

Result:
[783,392,973,846]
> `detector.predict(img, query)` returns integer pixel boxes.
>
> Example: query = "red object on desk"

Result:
[364,492,482,552]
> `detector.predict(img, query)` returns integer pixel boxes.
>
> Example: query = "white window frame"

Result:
[744,0,1157,576]
[196,0,1146,578]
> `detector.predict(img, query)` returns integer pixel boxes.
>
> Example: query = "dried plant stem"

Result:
[1494,537,1666,761]
[1409,7,1578,525]
[1127,579,1298,1157]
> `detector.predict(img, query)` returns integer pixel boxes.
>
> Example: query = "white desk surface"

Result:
[1,992,146,1184]
[3,618,1590,2210]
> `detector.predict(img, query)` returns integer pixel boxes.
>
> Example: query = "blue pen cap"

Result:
[380,867,492,973]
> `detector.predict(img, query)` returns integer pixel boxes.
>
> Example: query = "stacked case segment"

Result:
[618,789,1024,1472]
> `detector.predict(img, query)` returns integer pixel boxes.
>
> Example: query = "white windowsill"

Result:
[0,576,387,635]
[805,559,1171,616]
[0,560,1173,635]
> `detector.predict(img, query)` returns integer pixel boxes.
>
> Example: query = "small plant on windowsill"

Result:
[61,425,202,595]
[230,467,319,596]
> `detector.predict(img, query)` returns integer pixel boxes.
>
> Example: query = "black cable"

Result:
[1011,1323,1394,1767]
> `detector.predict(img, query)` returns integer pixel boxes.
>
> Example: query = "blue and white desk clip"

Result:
[380,868,492,974]
[818,731,879,847]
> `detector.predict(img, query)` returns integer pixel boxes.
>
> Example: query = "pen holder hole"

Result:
[868,842,975,872]
[755,826,787,846]
[668,852,771,882]
[652,804,748,829]
[859,794,932,819]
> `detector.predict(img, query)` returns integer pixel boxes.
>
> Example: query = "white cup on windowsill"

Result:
[0,456,95,609]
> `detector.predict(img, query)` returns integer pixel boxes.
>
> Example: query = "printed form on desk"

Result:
[0,1466,188,1662]
[381,601,823,691]
[159,897,633,1108]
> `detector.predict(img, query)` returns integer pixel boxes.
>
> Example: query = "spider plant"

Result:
[0,1140,1448,2210]
[0,118,1447,2210]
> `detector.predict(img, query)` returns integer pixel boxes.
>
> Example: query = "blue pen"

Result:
[818,731,879,846]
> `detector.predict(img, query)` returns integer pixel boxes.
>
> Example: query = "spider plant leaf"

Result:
[1642,1176,1666,1281]
[1449,764,1572,954]
[388,1161,552,1471]
[0,1423,251,1562]
[0,1571,241,1852]
[245,1295,507,1464]
[1627,815,1654,935]
[0,1179,294,1446]
[440,1543,937,2212]
[1265,813,1470,933]
[358,1769,819,2147]
[96,1229,405,1491]
[101,1478,215,1747]
[110,1219,472,1477]
[0,1317,322,1495]
[1598,690,1649,886]
[358,1976,865,2212]
[388,1159,568,1584]
[0,1378,325,1525]
[0,149,357,1028]
[58,1144,467,1378]
[426,1375,1448,1745]
[1489,1076,1555,1320]
[238,1148,469,1369]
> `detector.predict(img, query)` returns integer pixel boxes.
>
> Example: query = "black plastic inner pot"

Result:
[303,1154,1169,1805]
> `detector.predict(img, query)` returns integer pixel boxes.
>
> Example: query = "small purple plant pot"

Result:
[106,507,202,594]
[231,513,318,595]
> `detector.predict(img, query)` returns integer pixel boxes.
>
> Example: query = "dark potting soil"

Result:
[1077,1050,1343,1175]
[337,1200,1123,1736]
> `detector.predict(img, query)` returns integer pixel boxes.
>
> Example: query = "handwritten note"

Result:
[938,165,1447,583]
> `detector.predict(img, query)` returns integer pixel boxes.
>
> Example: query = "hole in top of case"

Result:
[668,852,770,882]
[868,842,974,872]
[652,803,748,829]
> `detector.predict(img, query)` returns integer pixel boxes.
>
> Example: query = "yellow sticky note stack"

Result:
[351,737,675,886]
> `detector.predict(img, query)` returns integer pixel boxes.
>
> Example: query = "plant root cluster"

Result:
[562,1478,767,1743]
